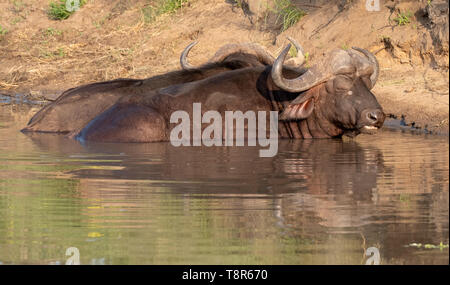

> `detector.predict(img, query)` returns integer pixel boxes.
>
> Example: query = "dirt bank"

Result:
[0,0,448,133]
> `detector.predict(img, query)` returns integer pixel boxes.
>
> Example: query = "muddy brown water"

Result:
[0,104,448,265]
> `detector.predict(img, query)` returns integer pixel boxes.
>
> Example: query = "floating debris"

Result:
[88,232,104,238]
[407,242,449,250]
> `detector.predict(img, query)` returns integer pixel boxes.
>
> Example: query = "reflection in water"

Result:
[0,105,448,264]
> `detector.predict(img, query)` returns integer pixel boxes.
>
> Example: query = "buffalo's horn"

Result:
[180,41,198,70]
[209,43,275,65]
[351,47,379,89]
[208,39,305,66]
[272,44,328,93]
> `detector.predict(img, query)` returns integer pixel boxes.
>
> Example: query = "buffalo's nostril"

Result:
[367,112,377,122]
[367,110,383,123]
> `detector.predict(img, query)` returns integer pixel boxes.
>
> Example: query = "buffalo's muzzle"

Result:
[360,109,385,133]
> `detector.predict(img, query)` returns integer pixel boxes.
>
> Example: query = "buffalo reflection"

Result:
[24,133,385,197]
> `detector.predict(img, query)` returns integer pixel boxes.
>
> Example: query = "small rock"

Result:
[400,115,407,126]
[404,87,416,93]
[400,58,410,64]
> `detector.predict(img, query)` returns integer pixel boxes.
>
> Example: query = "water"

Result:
[0,104,448,265]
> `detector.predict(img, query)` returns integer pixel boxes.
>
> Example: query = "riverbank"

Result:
[0,0,448,133]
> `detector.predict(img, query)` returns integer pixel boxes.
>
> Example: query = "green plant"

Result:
[141,6,154,23]
[303,51,309,65]
[44,27,62,37]
[39,47,66,59]
[289,45,297,57]
[56,47,66,58]
[11,0,26,13]
[274,0,306,31]
[93,15,108,28]
[393,11,412,26]
[0,25,7,36]
[11,17,22,25]
[141,0,189,23]
[159,0,188,13]
[48,0,87,20]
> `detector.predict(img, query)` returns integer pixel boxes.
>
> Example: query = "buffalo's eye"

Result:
[361,76,373,90]
[334,74,354,93]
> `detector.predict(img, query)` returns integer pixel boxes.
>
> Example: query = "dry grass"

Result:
[0,0,195,94]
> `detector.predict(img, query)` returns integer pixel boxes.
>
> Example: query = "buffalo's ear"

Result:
[280,96,315,121]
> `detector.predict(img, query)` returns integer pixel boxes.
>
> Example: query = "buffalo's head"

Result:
[272,44,385,137]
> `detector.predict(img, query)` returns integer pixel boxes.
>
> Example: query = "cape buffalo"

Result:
[74,43,385,143]
[22,39,304,134]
